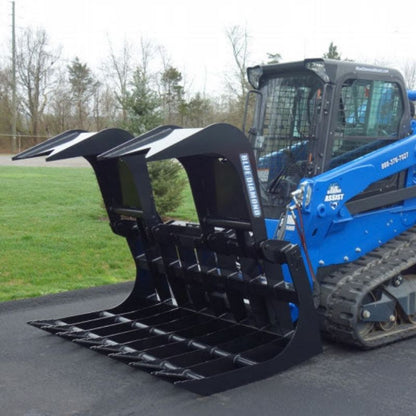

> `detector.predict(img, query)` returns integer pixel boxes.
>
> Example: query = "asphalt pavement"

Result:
[2,155,416,415]
[1,283,416,416]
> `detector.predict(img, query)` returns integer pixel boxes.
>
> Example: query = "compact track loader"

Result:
[13,59,416,394]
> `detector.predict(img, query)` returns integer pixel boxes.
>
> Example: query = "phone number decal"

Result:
[381,151,409,169]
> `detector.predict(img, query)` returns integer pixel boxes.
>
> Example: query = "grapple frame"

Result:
[14,123,321,394]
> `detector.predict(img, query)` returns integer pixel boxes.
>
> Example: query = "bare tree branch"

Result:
[225,25,250,98]
[16,28,60,136]
[403,60,416,90]
[106,39,134,123]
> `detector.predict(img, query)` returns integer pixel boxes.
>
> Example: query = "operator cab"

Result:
[246,59,411,218]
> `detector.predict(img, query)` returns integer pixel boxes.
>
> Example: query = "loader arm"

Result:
[287,130,416,271]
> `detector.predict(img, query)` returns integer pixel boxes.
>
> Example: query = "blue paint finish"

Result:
[265,218,279,239]
[407,90,416,101]
[411,119,416,134]
[269,131,416,287]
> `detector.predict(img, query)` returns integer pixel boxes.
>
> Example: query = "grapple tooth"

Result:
[28,319,65,329]
[21,124,322,395]
[129,361,164,371]
[90,345,122,354]
[108,352,143,363]
[72,337,105,347]
[38,325,72,335]
[154,369,203,381]
[55,331,83,340]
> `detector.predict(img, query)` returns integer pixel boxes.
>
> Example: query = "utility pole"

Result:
[11,1,17,153]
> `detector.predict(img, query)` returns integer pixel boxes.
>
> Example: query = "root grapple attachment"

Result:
[15,124,322,395]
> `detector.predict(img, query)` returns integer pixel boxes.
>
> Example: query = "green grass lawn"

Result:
[0,165,196,302]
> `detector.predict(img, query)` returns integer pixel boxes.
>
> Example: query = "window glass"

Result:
[330,79,402,168]
[256,73,323,184]
[262,74,322,144]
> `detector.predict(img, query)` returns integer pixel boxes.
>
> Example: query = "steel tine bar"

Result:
[156,349,213,368]
[56,321,141,341]
[170,338,290,383]
[91,317,229,354]
[132,323,257,363]
[78,310,218,351]
[172,334,284,380]
[89,314,216,354]
[91,320,212,353]
[153,369,203,381]
[128,326,277,379]
[114,327,261,369]
[55,304,182,340]
[175,245,209,310]
[56,306,186,337]
[128,325,258,365]
[139,330,265,369]
[68,313,210,354]
[34,303,172,334]
[152,228,191,307]
[212,253,247,321]
[72,314,199,350]
[192,247,230,316]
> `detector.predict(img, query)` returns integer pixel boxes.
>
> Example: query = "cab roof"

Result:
[247,58,405,89]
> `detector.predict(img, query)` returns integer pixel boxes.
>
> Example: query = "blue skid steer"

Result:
[14,59,416,394]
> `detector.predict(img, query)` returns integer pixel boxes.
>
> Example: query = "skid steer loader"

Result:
[13,58,416,394]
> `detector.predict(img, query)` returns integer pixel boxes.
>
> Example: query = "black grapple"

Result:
[13,123,321,394]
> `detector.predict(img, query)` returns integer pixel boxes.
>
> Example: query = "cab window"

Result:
[330,79,403,169]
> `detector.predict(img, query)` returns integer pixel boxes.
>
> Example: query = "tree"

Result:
[16,28,59,137]
[68,57,99,128]
[403,60,416,90]
[184,93,214,127]
[126,67,162,135]
[124,64,186,217]
[148,160,186,217]
[160,66,185,124]
[45,68,72,133]
[91,85,119,131]
[225,25,250,99]
[224,25,252,128]
[106,40,133,124]
[0,65,13,138]
[323,42,341,60]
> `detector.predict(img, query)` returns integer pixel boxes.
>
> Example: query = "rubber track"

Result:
[318,225,416,349]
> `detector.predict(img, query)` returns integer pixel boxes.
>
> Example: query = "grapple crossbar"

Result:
[15,124,322,395]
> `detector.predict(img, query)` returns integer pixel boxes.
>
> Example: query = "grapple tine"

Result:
[19,123,322,395]
[130,361,164,371]
[72,337,107,347]
[108,352,142,363]
[154,369,204,381]
[90,345,122,354]
[55,331,87,340]
[28,319,65,330]
[38,324,74,335]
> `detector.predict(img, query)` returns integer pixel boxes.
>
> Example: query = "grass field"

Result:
[0,165,196,302]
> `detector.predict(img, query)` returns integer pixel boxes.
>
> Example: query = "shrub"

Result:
[148,160,187,217]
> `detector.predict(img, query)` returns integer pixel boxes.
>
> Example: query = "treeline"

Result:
[4,26,414,154]
[0,26,255,152]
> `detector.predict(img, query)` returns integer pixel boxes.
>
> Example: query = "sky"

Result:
[0,0,415,94]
